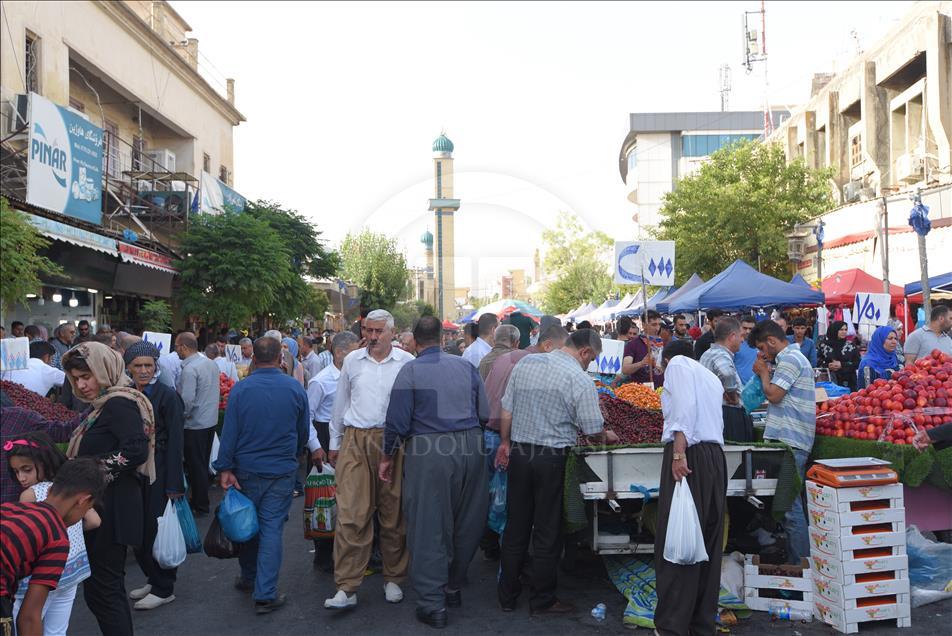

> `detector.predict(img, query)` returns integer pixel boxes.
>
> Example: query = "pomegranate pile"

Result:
[1,380,81,424]
[816,349,952,443]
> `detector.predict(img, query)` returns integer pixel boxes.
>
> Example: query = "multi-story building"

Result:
[0,0,244,331]
[617,110,789,232]
[500,269,527,300]
[771,1,951,287]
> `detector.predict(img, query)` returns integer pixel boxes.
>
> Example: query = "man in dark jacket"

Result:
[506,311,534,350]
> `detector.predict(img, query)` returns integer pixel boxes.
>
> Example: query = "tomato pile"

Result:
[1,380,81,424]
[219,373,235,411]
[615,382,662,410]
[816,349,952,443]
[577,394,664,446]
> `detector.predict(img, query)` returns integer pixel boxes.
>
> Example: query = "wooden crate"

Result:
[811,554,909,585]
[814,597,911,634]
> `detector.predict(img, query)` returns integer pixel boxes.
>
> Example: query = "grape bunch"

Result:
[577,394,664,446]
[1,380,81,423]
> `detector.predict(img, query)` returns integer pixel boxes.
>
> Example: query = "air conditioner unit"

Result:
[896,153,924,183]
[5,94,28,136]
[843,180,865,203]
[143,149,176,172]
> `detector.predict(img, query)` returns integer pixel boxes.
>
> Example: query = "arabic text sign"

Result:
[142,332,173,356]
[0,337,30,372]
[852,292,890,327]
[587,338,625,374]
[614,241,675,286]
[224,345,242,364]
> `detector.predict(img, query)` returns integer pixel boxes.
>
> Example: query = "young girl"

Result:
[7,432,100,636]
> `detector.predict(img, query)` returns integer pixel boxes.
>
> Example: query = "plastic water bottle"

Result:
[591,603,606,621]
[768,603,812,622]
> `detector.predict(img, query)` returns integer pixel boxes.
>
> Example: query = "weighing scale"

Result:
[807,458,898,488]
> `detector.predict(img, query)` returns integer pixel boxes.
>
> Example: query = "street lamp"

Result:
[785,220,825,280]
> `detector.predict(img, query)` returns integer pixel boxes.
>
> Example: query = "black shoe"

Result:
[234,577,253,592]
[444,589,461,608]
[416,607,447,629]
[255,594,287,615]
[500,602,516,612]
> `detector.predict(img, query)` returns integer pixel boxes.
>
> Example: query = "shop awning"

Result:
[117,242,179,274]
[24,213,118,257]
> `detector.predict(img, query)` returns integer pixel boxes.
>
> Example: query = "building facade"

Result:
[0,0,244,332]
[617,110,789,232]
[770,1,951,289]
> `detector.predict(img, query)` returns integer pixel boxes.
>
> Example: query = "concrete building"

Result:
[617,110,789,232]
[0,0,244,330]
[501,269,528,300]
[771,1,951,289]
[428,132,461,318]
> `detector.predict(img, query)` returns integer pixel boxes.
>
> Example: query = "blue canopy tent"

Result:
[660,260,825,313]
[653,273,706,313]
[567,302,596,321]
[790,273,812,288]
[615,288,673,318]
[904,272,952,301]
[459,309,477,324]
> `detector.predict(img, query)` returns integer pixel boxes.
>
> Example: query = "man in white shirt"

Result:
[653,339,727,636]
[205,344,239,383]
[461,313,498,368]
[299,336,322,381]
[325,310,414,610]
[1,341,65,397]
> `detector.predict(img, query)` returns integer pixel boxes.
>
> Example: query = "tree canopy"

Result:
[339,230,410,311]
[0,198,62,314]
[654,140,834,282]
[540,212,615,314]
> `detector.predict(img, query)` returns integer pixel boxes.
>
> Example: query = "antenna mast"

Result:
[719,64,732,112]
[743,1,771,136]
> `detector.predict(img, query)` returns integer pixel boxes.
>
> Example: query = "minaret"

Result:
[428,132,460,318]
[420,229,435,306]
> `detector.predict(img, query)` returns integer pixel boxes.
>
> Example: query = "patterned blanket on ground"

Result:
[603,555,750,628]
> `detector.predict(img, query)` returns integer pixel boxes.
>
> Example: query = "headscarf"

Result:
[282,337,299,358]
[858,326,899,379]
[826,320,847,346]
[62,342,156,484]
[122,340,160,366]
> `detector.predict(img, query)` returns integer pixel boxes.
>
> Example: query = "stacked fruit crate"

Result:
[806,480,911,634]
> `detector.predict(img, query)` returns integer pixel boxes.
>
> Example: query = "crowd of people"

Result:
[1,300,950,635]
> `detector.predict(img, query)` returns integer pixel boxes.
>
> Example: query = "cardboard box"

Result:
[744,590,813,614]
[811,554,909,584]
[744,555,812,593]
[813,576,910,607]
[814,598,911,634]
[809,526,906,558]
[807,506,906,533]
[806,482,904,511]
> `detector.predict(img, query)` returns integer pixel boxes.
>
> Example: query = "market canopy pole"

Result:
[909,190,932,322]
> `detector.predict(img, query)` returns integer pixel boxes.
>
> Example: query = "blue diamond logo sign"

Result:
[664,258,673,277]
[648,258,657,277]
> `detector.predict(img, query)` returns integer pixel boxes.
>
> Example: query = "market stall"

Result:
[615,287,675,318]
[790,273,815,288]
[821,269,904,306]
[650,273,705,314]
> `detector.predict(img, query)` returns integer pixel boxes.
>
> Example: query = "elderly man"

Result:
[175,331,221,516]
[49,323,76,369]
[699,317,753,442]
[479,325,519,381]
[300,336,321,380]
[462,314,498,368]
[306,331,360,570]
[238,337,254,366]
[494,330,618,614]
[325,310,415,610]
[380,316,489,628]
[214,336,310,614]
[654,339,726,636]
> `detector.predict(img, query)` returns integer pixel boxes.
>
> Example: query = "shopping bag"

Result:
[488,470,508,534]
[218,487,259,543]
[153,500,187,569]
[208,433,220,475]
[663,480,709,565]
[203,507,239,559]
[173,496,202,554]
[304,464,336,539]
[741,375,766,413]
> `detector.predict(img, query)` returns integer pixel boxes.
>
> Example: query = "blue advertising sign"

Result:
[26,92,103,224]
[199,171,247,215]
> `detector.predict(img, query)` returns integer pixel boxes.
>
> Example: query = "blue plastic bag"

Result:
[741,375,766,413]
[218,488,259,543]
[815,382,850,398]
[174,496,202,554]
[488,470,507,534]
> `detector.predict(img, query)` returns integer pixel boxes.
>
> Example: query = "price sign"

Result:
[142,331,173,355]
[852,292,890,327]
[588,338,625,374]
[0,337,30,371]
[224,344,242,364]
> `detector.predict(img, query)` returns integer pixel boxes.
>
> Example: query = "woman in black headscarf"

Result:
[817,320,861,391]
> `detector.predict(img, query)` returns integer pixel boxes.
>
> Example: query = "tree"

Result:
[139,299,173,332]
[391,300,435,330]
[339,230,410,311]
[177,212,292,327]
[540,212,615,314]
[655,140,834,282]
[0,198,62,314]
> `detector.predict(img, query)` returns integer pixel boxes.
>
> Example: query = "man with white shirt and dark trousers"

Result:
[324,310,415,610]
[654,339,727,636]
[0,341,64,397]
[305,331,360,571]
[461,313,498,368]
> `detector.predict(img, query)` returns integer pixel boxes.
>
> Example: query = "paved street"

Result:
[65,483,950,635]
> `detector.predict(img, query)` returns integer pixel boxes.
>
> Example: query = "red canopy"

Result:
[442,319,459,331]
[821,269,904,306]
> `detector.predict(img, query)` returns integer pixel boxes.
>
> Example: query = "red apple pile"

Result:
[816,349,952,444]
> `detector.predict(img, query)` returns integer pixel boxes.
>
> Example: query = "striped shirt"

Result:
[502,350,604,448]
[1,502,70,599]
[699,343,742,406]
[763,344,816,452]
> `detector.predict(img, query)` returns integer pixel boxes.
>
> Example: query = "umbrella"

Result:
[441,319,459,331]
[472,298,544,321]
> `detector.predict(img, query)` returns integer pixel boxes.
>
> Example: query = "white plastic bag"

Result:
[153,500,187,569]
[208,433,220,475]
[663,480,709,565]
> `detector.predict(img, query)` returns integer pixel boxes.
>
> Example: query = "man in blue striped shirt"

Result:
[751,319,816,564]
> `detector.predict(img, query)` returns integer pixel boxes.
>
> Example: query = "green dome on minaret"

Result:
[432,133,454,154]
[420,230,434,249]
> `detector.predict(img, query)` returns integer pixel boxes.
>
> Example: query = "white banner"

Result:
[224,344,242,364]
[614,241,675,286]
[587,338,625,374]
[142,331,173,356]
[0,337,30,371]
[852,292,890,327]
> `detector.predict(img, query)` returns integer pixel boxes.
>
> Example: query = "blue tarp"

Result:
[790,273,812,288]
[653,273,706,313]
[904,272,952,296]
[659,260,825,313]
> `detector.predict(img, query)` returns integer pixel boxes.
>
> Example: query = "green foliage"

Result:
[541,212,614,314]
[391,300,435,330]
[339,230,410,311]
[0,198,62,314]
[139,299,173,332]
[655,141,834,283]
[245,200,339,278]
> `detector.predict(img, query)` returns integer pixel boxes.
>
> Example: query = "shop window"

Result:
[25,32,40,94]
[203,153,211,173]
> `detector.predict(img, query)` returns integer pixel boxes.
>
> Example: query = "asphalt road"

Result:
[66,485,950,635]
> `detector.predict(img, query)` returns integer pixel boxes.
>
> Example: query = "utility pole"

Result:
[719,64,731,112]
[880,196,890,294]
